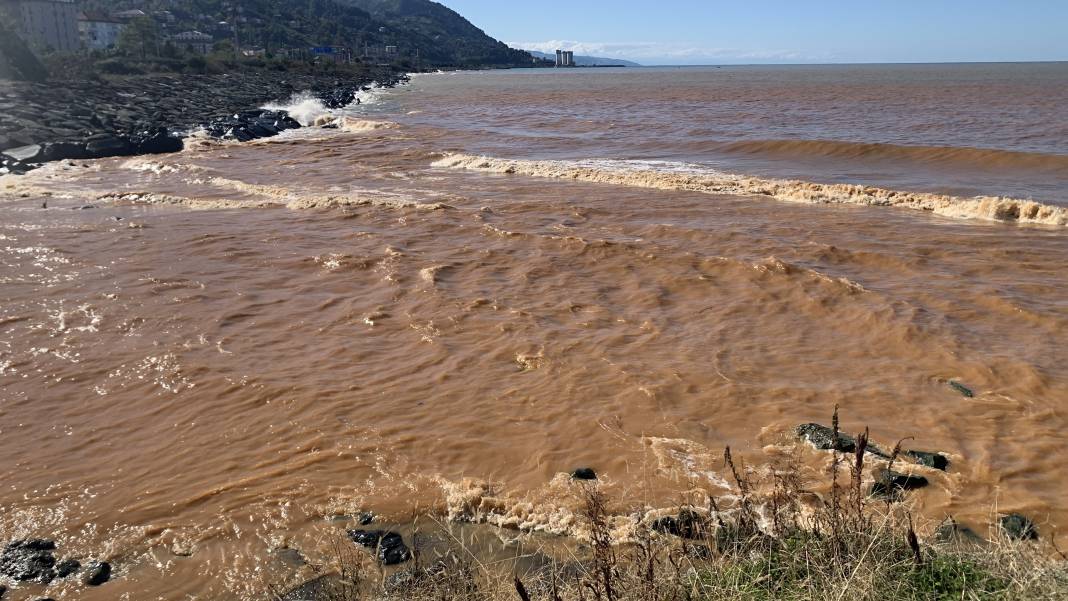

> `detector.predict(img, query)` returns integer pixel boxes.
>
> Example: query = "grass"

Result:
[269,409,1068,601]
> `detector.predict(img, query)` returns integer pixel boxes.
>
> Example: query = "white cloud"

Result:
[509,40,829,64]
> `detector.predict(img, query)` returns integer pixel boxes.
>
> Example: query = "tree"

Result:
[118,16,160,59]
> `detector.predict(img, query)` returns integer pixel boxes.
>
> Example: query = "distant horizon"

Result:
[515,58,1068,68]
[440,0,1068,65]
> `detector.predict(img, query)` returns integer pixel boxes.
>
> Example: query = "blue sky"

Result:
[438,0,1068,65]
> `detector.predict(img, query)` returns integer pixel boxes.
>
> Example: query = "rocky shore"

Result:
[0,67,408,175]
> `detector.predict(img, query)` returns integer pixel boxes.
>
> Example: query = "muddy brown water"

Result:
[1,65,1067,599]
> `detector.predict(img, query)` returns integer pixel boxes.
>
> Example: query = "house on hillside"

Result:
[2,0,80,53]
[78,11,124,51]
[171,30,213,54]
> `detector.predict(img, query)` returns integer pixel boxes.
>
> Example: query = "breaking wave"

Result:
[262,92,333,127]
[432,154,1067,226]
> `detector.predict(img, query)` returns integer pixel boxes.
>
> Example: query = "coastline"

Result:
[0,67,409,175]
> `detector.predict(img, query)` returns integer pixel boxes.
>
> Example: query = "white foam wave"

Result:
[433,154,1068,227]
[262,91,332,127]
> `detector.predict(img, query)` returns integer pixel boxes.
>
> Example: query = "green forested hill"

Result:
[79,0,533,68]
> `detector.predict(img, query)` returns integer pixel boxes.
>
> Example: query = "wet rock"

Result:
[85,135,135,159]
[133,128,183,155]
[41,141,91,162]
[1,539,57,583]
[870,469,929,500]
[571,467,597,480]
[55,558,80,577]
[934,518,985,546]
[358,512,375,525]
[83,560,111,586]
[203,109,301,142]
[796,423,855,452]
[795,423,889,457]
[906,450,950,471]
[1000,514,1039,541]
[652,509,706,539]
[346,529,411,565]
[949,381,975,398]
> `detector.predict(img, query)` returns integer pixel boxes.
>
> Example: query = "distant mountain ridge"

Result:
[528,50,641,67]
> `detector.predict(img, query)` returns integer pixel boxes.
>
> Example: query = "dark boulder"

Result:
[906,450,950,471]
[796,423,855,452]
[41,141,91,162]
[83,560,111,586]
[1000,514,1038,541]
[0,539,57,583]
[85,135,135,159]
[55,558,80,577]
[652,509,706,539]
[571,468,597,480]
[133,128,183,155]
[795,423,890,457]
[870,469,929,501]
[949,381,975,398]
[346,529,411,566]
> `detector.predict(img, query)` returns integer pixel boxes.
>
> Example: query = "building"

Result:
[171,30,213,54]
[555,49,575,67]
[78,11,124,51]
[3,0,80,53]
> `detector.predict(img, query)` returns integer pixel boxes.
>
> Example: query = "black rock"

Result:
[85,135,135,159]
[134,129,183,155]
[0,584,6,598]
[571,468,597,480]
[358,512,375,525]
[55,558,80,577]
[949,381,975,398]
[378,533,411,566]
[83,560,111,586]
[346,529,411,565]
[0,539,57,583]
[796,423,855,452]
[652,509,706,539]
[1000,514,1039,541]
[41,141,91,162]
[870,469,929,501]
[348,529,385,548]
[906,450,950,471]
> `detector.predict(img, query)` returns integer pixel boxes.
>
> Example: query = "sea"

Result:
[1,63,1067,599]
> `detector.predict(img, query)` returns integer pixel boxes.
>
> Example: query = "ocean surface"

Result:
[1,64,1067,599]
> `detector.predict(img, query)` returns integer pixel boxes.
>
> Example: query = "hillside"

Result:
[77,0,533,68]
